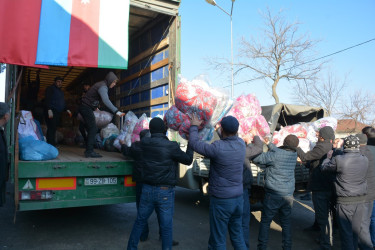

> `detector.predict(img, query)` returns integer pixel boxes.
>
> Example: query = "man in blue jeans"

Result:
[189,115,247,250]
[127,117,193,250]
[252,135,299,250]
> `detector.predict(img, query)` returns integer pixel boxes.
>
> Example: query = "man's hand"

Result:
[67,110,72,118]
[241,134,252,145]
[48,109,53,119]
[189,113,203,127]
[119,139,125,145]
[116,111,125,117]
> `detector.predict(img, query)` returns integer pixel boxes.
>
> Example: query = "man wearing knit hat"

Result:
[321,135,369,249]
[127,117,193,250]
[356,133,375,249]
[296,126,335,250]
[252,134,299,250]
[0,102,10,207]
[189,114,247,249]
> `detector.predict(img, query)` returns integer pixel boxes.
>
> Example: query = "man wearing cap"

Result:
[0,102,10,206]
[127,117,193,250]
[321,135,369,249]
[356,133,375,249]
[252,134,299,250]
[44,76,71,146]
[296,126,335,250]
[189,114,247,249]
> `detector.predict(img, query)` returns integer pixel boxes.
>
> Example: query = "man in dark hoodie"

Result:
[241,133,263,250]
[189,114,247,250]
[79,72,125,158]
[127,117,193,250]
[44,76,72,146]
[296,126,335,250]
[253,134,299,250]
[321,135,369,250]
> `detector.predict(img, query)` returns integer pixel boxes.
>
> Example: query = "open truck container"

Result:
[178,103,327,203]
[3,0,181,211]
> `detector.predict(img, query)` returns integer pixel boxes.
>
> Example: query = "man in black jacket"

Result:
[356,133,375,249]
[121,129,151,242]
[0,102,10,207]
[296,126,335,250]
[241,134,263,249]
[363,127,375,249]
[44,76,71,146]
[127,117,193,250]
[321,135,369,250]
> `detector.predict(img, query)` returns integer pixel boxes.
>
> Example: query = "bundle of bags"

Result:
[18,110,58,161]
[113,111,150,150]
[226,94,270,141]
[164,76,233,141]
[272,117,338,152]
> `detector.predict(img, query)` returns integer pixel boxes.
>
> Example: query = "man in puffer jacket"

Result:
[321,135,369,250]
[127,118,193,250]
[296,126,335,250]
[252,134,299,250]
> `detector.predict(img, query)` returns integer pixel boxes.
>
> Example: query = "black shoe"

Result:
[85,151,103,158]
[159,237,179,246]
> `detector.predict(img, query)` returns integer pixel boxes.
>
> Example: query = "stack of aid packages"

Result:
[272,117,338,152]
[113,111,150,150]
[164,76,233,141]
[164,76,271,142]
[226,94,270,140]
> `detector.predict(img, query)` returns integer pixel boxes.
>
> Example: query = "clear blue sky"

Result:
[179,0,375,106]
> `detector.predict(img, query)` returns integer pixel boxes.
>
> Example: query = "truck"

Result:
[177,103,327,204]
[1,0,182,211]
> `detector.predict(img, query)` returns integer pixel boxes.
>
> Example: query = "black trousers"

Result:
[78,104,97,153]
[45,109,61,146]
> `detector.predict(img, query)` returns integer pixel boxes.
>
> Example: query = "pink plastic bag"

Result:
[132,114,149,135]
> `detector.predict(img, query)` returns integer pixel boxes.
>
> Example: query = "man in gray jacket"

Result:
[253,135,299,250]
[189,115,247,250]
[321,135,369,250]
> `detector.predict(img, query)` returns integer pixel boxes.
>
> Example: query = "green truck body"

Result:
[4,0,181,211]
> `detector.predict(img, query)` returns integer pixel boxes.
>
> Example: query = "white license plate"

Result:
[84,177,117,186]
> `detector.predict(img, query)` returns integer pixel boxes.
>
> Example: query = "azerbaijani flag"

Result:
[35,0,129,69]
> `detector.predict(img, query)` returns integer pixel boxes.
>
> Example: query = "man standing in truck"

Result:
[79,71,124,158]
[44,76,72,146]
[189,114,247,250]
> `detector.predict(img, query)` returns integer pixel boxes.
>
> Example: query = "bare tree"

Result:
[338,90,375,129]
[208,8,324,103]
[293,71,348,116]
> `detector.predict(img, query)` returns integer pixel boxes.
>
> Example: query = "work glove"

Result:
[67,110,72,118]
[48,109,53,119]
[116,111,125,117]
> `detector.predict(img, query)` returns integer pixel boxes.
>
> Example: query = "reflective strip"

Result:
[36,177,76,190]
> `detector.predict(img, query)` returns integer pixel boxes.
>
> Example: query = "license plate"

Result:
[84,177,117,186]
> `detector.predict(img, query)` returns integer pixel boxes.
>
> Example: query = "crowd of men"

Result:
[120,112,375,250]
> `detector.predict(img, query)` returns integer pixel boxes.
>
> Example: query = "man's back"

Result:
[141,133,193,186]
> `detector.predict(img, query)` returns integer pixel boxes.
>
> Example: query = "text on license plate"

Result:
[84,177,117,186]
